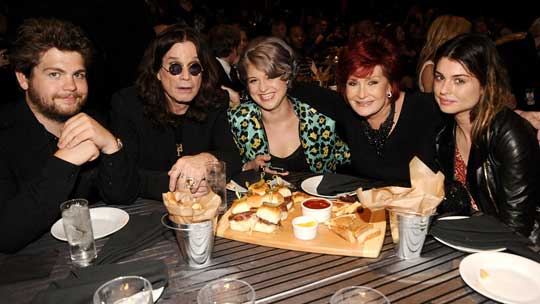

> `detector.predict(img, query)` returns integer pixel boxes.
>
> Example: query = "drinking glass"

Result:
[197,278,255,304]
[205,160,227,212]
[525,88,536,106]
[60,198,96,267]
[330,286,390,304]
[93,276,153,304]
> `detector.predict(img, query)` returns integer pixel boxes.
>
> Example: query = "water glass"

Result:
[525,88,536,106]
[197,278,255,304]
[206,160,227,212]
[330,286,390,304]
[93,276,153,304]
[60,198,96,267]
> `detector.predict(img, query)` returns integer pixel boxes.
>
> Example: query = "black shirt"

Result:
[0,101,138,253]
[270,145,310,173]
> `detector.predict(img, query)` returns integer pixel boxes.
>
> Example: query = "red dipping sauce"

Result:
[303,199,331,209]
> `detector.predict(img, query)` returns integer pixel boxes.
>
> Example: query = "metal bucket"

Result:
[161,214,214,268]
[395,214,432,259]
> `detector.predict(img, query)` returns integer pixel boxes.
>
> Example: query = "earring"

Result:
[387,92,392,98]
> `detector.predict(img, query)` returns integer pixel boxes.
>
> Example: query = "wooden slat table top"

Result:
[0,189,500,303]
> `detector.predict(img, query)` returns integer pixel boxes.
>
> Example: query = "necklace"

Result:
[360,102,395,157]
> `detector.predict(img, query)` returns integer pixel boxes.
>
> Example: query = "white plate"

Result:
[227,180,248,193]
[51,207,129,241]
[460,252,540,304]
[152,286,164,302]
[300,175,355,199]
[433,216,506,253]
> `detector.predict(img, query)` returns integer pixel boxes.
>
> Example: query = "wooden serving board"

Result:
[216,202,386,258]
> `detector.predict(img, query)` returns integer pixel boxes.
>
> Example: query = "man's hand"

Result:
[57,113,119,154]
[54,140,99,165]
[168,153,217,192]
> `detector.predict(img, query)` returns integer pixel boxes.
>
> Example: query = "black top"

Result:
[0,101,138,253]
[110,86,242,200]
[214,58,244,93]
[270,145,310,172]
[290,85,442,185]
[435,108,540,240]
[341,92,442,185]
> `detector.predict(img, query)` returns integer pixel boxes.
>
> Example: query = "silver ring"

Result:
[185,177,195,189]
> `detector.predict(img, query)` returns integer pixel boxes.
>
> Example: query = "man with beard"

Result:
[0,18,138,253]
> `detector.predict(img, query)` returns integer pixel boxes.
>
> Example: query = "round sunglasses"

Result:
[162,62,203,76]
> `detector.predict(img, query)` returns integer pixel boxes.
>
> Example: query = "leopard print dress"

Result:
[228,96,350,173]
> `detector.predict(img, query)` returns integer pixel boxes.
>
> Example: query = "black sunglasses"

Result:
[162,62,203,76]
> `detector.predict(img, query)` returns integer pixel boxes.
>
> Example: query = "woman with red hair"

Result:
[335,35,442,185]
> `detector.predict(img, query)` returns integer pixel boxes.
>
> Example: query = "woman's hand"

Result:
[168,153,217,192]
[242,155,289,176]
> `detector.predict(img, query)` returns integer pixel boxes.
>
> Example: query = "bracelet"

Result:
[115,137,124,151]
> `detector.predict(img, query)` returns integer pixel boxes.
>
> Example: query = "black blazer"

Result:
[0,101,138,253]
[435,108,540,241]
[110,86,242,200]
[214,58,244,92]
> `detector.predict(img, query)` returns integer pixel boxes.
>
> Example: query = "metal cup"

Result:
[161,215,214,268]
[395,214,432,259]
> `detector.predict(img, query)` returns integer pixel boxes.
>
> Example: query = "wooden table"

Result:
[0,173,497,303]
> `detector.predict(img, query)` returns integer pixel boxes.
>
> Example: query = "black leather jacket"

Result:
[435,108,540,242]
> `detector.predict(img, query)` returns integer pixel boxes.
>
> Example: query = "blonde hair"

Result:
[417,15,472,76]
[238,36,297,86]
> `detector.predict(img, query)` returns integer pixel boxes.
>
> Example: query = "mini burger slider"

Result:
[253,205,281,233]
[248,179,269,196]
[229,198,257,232]
[260,192,290,220]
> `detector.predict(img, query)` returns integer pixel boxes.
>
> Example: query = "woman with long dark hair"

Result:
[433,33,540,242]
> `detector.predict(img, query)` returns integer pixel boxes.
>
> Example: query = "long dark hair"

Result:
[434,33,512,142]
[136,24,226,126]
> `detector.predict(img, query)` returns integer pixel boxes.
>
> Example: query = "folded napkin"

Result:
[0,249,58,285]
[96,212,167,265]
[316,173,387,196]
[31,260,168,304]
[430,215,540,262]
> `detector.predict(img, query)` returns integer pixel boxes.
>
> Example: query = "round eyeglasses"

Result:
[162,62,203,76]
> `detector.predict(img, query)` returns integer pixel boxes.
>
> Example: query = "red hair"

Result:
[336,35,402,103]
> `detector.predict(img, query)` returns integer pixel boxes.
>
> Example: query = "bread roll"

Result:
[253,221,277,233]
[292,191,311,204]
[229,214,257,232]
[275,186,292,198]
[230,199,251,214]
[261,192,284,207]
[256,205,281,225]
[249,180,269,196]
